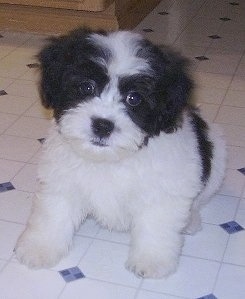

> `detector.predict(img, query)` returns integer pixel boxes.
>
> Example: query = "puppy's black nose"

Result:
[92,117,115,138]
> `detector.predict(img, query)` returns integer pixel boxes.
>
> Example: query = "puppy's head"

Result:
[38,28,192,161]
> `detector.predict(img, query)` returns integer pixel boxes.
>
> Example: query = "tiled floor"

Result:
[0,0,245,298]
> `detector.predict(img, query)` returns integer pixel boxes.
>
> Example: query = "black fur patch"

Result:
[38,28,110,121]
[190,109,213,183]
[38,28,193,135]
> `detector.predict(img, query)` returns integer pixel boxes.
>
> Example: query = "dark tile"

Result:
[0,90,7,96]
[208,35,222,39]
[197,294,217,299]
[195,56,209,61]
[229,2,239,5]
[220,17,231,21]
[26,63,40,69]
[59,267,85,283]
[220,221,244,234]
[238,167,245,175]
[0,34,3,38]
[158,11,169,15]
[0,182,15,193]
[142,28,154,32]
[37,138,46,144]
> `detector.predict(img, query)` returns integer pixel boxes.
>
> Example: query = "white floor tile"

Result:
[229,75,245,91]
[199,103,220,122]
[219,168,245,198]
[236,55,245,76]
[235,199,245,228]
[76,218,101,238]
[221,124,245,147]
[136,290,181,299]
[223,89,245,107]
[215,106,245,127]
[193,86,227,105]
[175,31,212,47]
[0,158,24,182]
[0,262,65,299]
[0,94,35,115]
[79,239,140,287]
[201,194,239,225]
[223,231,245,266]
[0,112,19,134]
[50,236,93,271]
[214,264,245,299]
[59,278,136,299]
[0,190,32,224]
[210,32,245,52]
[6,79,40,99]
[24,101,52,119]
[0,60,29,79]
[194,71,232,89]
[96,228,130,245]
[0,77,14,89]
[227,146,245,169]
[0,260,7,272]
[0,221,24,260]
[11,163,39,192]
[142,256,220,298]
[0,135,40,162]
[196,49,242,75]
[183,223,228,261]
[5,116,50,139]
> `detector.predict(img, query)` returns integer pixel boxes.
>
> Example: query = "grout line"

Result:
[213,49,245,123]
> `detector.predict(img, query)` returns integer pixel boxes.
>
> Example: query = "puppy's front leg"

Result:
[126,203,189,279]
[15,192,80,269]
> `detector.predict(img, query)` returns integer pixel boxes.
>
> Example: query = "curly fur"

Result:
[15,28,226,278]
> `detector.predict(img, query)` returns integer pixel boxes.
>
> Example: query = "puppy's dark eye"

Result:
[126,92,143,106]
[79,80,95,96]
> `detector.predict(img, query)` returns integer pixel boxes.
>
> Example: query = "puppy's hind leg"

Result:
[15,191,84,269]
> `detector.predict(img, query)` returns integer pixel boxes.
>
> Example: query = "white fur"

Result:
[15,110,225,277]
[90,31,151,76]
[15,31,226,278]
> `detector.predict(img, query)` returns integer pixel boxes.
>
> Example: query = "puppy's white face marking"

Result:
[90,31,151,77]
[60,97,145,161]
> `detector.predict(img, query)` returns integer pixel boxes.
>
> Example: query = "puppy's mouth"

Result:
[91,138,109,147]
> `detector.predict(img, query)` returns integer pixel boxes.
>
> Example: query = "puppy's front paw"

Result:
[125,253,178,279]
[15,229,69,269]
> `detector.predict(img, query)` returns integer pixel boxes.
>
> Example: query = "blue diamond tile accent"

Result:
[142,28,154,32]
[208,35,221,39]
[0,90,7,96]
[220,17,231,21]
[26,63,40,68]
[197,294,217,299]
[158,11,169,15]
[59,267,85,282]
[38,138,46,144]
[0,182,15,193]
[220,221,244,234]
[195,56,209,61]
[238,167,245,175]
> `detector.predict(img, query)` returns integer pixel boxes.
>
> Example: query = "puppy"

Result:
[15,28,226,278]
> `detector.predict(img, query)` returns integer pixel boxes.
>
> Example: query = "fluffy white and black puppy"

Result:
[15,28,226,278]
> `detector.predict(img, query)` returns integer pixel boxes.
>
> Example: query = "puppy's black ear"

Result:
[37,28,93,109]
[156,47,193,133]
[38,37,64,109]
